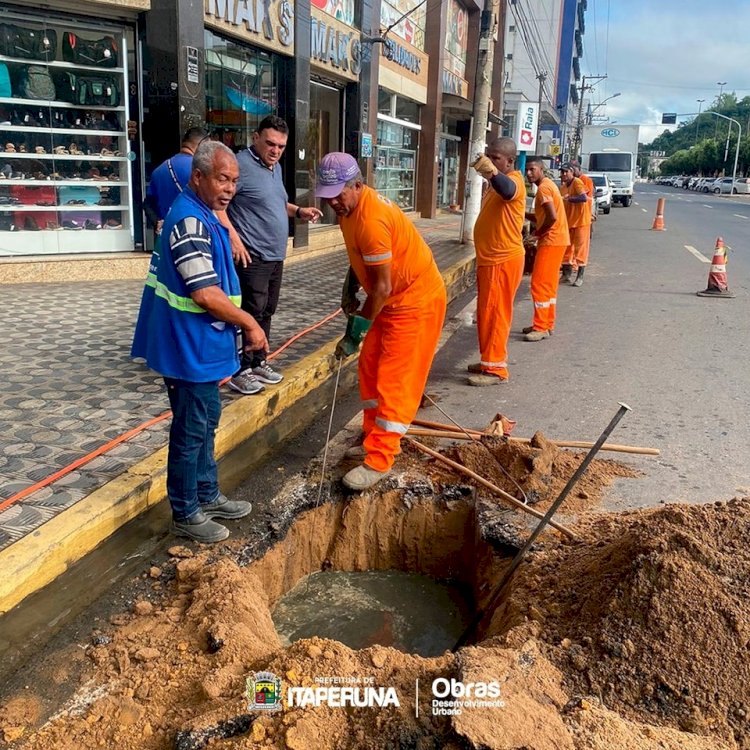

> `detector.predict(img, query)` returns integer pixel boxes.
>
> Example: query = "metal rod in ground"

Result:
[452,402,632,652]
[315,357,343,507]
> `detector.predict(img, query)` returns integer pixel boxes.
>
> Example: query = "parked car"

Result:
[697,177,719,193]
[588,172,612,214]
[732,177,750,194]
[716,177,735,194]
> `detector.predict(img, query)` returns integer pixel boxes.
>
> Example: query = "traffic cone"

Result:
[697,237,735,298]
[651,198,666,230]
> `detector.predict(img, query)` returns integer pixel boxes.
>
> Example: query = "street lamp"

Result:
[706,110,740,189]
[586,92,621,124]
[695,99,705,143]
[715,82,727,137]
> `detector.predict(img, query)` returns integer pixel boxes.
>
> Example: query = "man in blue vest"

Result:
[132,141,268,543]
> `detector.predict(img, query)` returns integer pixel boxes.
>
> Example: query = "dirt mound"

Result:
[429,432,638,512]
[495,497,750,748]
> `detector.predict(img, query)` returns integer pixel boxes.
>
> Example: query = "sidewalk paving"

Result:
[0,213,475,613]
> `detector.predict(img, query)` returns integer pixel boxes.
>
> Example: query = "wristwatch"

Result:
[295,206,302,219]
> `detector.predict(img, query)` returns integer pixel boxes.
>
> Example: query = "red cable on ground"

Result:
[0,308,343,515]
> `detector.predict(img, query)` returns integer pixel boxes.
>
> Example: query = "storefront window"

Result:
[308,80,343,226]
[375,118,417,211]
[0,12,136,256]
[437,135,461,208]
[204,30,281,151]
[395,97,419,124]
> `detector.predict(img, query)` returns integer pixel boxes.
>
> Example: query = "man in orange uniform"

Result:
[315,152,447,490]
[523,156,569,341]
[465,137,526,386]
[559,162,591,286]
[567,161,594,286]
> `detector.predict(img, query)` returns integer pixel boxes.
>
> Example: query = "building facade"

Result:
[0,0,514,260]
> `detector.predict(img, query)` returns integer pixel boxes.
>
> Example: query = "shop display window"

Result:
[205,30,281,152]
[375,111,419,211]
[0,15,134,255]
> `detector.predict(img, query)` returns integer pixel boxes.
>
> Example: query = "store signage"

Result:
[515,101,539,152]
[310,11,361,81]
[383,39,420,75]
[205,0,294,56]
[442,68,468,98]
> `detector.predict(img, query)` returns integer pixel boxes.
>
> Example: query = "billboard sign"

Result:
[515,102,539,151]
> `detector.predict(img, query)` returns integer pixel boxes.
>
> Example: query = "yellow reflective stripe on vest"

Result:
[154,280,241,313]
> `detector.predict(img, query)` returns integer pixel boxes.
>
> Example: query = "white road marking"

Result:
[703,204,713,209]
[684,245,711,263]
[641,208,648,212]
[733,214,747,219]
[634,202,639,206]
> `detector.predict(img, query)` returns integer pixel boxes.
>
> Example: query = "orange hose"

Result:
[0,308,343,514]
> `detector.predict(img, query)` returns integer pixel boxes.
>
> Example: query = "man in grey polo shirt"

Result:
[225,115,322,395]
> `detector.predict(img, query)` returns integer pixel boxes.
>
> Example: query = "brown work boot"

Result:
[342,464,390,491]
[344,445,366,459]
[467,362,483,373]
[524,329,550,342]
[467,373,507,387]
[560,263,574,284]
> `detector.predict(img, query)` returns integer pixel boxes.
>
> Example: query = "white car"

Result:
[587,172,612,214]
[732,177,750,194]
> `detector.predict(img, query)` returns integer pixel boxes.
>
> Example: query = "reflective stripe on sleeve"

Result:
[361,399,378,409]
[363,251,392,263]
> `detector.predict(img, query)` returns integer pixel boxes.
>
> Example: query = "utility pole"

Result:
[571,74,606,159]
[695,98,705,144]
[535,70,547,154]
[460,0,500,244]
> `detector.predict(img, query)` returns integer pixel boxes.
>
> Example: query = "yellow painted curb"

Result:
[0,254,476,615]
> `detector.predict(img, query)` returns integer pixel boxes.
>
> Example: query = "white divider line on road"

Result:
[684,245,712,263]
[733,214,747,219]
[641,208,648,212]
[703,204,713,209]
[634,202,639,206]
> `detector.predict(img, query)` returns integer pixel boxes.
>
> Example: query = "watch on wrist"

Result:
[295,206,302,219]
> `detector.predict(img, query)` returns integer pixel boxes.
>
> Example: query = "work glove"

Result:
[341,266,361,315]
[335,315,372,359]
[470,154,498,180]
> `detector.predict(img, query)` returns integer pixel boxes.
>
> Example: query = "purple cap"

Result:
[315,152,360,198]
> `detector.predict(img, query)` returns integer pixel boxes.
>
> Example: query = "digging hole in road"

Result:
[3,436,746,750]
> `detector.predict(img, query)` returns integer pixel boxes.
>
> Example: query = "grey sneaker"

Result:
[201,493,252,519]
[524,329,550,342]
[170,510,229,543]
[252,360,283,384]
[468,373,507,386]
[229,369,265,395]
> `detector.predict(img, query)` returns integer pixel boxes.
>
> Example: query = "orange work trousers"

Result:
[359,288,447,472]
[530,244,567,332]
[476,256,525,379]
[562,225,591,270]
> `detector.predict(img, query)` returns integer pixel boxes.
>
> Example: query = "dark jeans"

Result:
[235,257,284,371]
[164,378,221,521]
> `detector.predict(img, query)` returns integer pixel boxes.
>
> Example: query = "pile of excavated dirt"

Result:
[493,497,750,749]
[0,441,741,750]
[426,432,639,512]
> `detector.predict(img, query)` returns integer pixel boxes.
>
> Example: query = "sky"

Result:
[580,0,750,145]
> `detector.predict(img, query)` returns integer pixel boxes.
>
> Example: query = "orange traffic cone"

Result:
[650,198,666,230]
[697,237,735,298]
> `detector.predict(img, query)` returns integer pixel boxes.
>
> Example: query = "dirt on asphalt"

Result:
[0,435,745,750]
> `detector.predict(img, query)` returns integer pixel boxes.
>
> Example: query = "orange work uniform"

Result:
[561,175,591,271]
[339,185,447,472]
[472,170,526,379]
[530,177,568,332]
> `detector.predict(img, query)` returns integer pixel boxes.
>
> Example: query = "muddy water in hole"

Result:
[272,570,472,657]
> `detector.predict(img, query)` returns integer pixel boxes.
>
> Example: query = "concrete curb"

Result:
[0,250,476,614]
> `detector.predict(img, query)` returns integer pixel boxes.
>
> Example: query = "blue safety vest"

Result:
[131,188,241,382]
